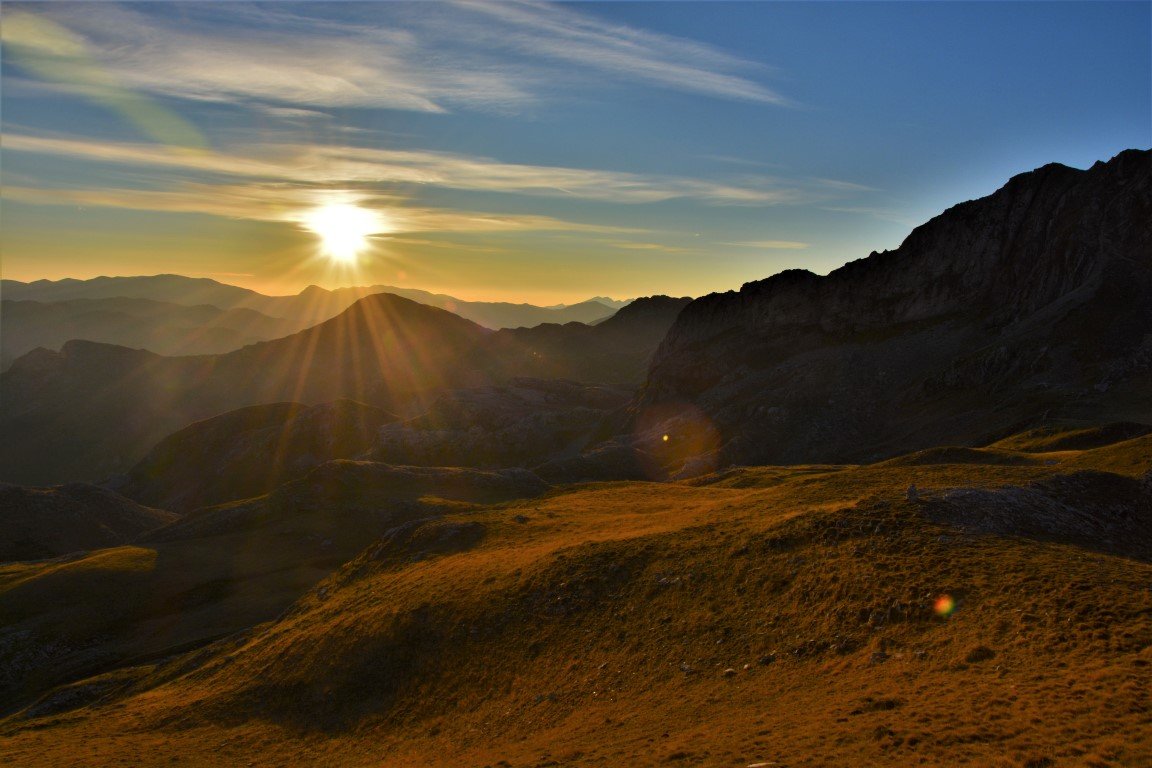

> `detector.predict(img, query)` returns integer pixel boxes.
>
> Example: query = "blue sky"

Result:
[2,1,1149,302]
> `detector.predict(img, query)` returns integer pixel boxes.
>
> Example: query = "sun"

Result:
[302,203,386,264]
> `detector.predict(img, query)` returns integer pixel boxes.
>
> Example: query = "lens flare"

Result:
[934,594,955,617]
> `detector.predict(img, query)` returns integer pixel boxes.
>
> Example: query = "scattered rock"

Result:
[965,645,997,663]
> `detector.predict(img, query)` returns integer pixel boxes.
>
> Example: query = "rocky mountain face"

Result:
[636,149,1152,468]
[0,484,176,563]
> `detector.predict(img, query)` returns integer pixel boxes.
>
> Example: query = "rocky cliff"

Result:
[637,149,1152,467]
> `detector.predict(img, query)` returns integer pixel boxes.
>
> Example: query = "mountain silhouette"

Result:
[2,276,619,345]
[634,149,1152,471]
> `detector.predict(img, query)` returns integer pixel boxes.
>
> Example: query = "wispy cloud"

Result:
[721,240,811,250]
[452,0,789,105]
[604,241,691,253]
[813,178,880,193]
[1,183,642,236]
[4,2,788,115]
[3,133,814,206]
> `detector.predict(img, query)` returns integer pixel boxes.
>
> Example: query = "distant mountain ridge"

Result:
[0,298,295,369]
[1,275,620,340]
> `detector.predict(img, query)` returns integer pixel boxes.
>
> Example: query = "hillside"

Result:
[1,427,1148,766]
[0,461,547,711]
[636,149,1152,470]
[0,274,263,307]
[279,285,618,331]
[0,484,176,563]
[371,378,631,470]
[492,295,692,386]
[118,400,398,513]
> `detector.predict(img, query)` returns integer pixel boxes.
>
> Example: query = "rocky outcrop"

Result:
[637,149,1152,468]
[923,470,1152,560]
[0,483,176,562]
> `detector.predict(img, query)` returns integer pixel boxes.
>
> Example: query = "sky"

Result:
[2,1,1149,304]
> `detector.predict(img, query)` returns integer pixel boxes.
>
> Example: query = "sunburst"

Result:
[302,203,388,264]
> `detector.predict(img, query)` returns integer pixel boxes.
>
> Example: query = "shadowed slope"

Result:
[494,295,691,387]
[371,378,630,471]
[119,400,398,512]
[0,484,176,563]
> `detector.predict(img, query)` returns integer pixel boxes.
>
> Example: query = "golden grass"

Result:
[2,429,1150,766]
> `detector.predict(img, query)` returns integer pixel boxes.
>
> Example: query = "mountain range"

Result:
[0,293,688,485]
[1,277,627,369]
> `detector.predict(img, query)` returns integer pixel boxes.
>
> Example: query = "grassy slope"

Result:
[1,433,1150,767]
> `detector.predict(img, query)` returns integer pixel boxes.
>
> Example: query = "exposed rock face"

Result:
[638,149,1152,467]
[119,400,398,513]
[0,483,176,562]
[923,470,1152,560]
